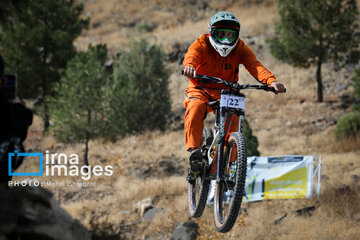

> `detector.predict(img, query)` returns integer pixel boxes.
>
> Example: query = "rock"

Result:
[274,206,316,225]
[171,221,199,240]
[295,206,316,216]
[158,158,184,176]
[350,174,359,184]
[168,42,190,64]
[349,211,360,222]
[142,206,163,222]
[0,186,91,240]
[134,197,153,218]
[239,208,248,216]
[105,59,113,70]
[274,214,288,225]
[335,184,351,194]
[92,22,101,28]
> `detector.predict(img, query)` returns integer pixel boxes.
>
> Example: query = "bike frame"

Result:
[193,73,282,184]
[206,89,245,184]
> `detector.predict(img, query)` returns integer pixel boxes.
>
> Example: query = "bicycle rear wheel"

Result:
[187,127,212,217]
[214,132,247,232]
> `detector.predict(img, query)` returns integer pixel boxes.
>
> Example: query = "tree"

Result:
[268,0,359,102]
[0,1,28,23]
[0,0,89,133]
[108,38,171,137]
[351,68,360,104]
[334,68,360,140]
[51,44,109,166]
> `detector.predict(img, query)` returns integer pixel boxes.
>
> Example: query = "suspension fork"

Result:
[216,107,244,183]
[238,110,245,134]
[216,107,233,183]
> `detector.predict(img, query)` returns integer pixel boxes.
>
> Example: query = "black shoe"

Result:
[188,149,204,179]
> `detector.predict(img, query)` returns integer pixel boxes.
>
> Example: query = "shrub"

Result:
[335,112,360,140]
[244,118,260,156]
[351,68,360,112]
[108,38,171,138]
[351,68,360,99]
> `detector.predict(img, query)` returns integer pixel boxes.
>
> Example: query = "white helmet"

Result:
[208,11,240,57]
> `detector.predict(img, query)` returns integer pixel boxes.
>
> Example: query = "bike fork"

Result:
[216,109,231,184]
[238,113,245,134]
[216,110,244,184]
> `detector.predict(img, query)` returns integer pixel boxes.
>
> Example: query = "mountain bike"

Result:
[185,74,284,233]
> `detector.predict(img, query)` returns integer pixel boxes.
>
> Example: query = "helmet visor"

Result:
[213,28,238,43]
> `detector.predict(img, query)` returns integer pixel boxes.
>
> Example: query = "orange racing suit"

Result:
[183,34,277,151]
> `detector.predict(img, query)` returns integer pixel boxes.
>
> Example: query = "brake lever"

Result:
[268,86,287,94]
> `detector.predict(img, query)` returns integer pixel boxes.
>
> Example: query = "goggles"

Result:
[213,28,238,43]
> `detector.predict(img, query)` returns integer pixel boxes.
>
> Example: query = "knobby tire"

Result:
[214,132,247,232]
[187,127,213,217]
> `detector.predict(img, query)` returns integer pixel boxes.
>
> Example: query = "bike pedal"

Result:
[186,171,196,184]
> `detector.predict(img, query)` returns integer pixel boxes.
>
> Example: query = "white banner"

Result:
[207,155,322,203]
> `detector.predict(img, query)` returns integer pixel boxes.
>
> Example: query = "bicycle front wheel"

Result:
[214,132,247,232]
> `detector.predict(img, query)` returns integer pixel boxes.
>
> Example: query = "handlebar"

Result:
[195,74,277,93]
[182,71,286,93]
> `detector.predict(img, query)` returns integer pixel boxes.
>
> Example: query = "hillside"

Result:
[13,0,360,239]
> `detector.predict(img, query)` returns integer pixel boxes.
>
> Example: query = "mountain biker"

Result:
[183,11,285,182]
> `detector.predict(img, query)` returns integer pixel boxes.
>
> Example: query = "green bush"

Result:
[351,68,360,112]
[351,68,360,99]
[244,118,260,156]
[108,38,171,137]
[335,112,360,140]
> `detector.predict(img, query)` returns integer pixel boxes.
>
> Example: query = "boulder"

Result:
[349,211,360,222]
[134,197,153,218]
[171,221,199,240]
[0,186,91,240]
[142,206,163,222]
[350,174,359,184]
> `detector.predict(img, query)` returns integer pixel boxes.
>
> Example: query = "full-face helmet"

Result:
[208,11,240,57]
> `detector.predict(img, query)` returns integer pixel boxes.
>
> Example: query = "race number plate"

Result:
[220,94,245,110]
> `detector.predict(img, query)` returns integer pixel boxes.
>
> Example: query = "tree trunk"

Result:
[42,74,50,135]
[84,133,89,166]
[43,100,50,135]
[316,59,323,102]
[42,16,50,135]
[83,110,91,166]
[316,35,324,103]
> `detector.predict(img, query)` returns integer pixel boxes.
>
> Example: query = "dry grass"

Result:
[17,114,360,239]
[75,0,279,53]
[12,0,360,239]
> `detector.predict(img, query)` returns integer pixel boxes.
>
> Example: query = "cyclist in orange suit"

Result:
[183,11,285,182]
